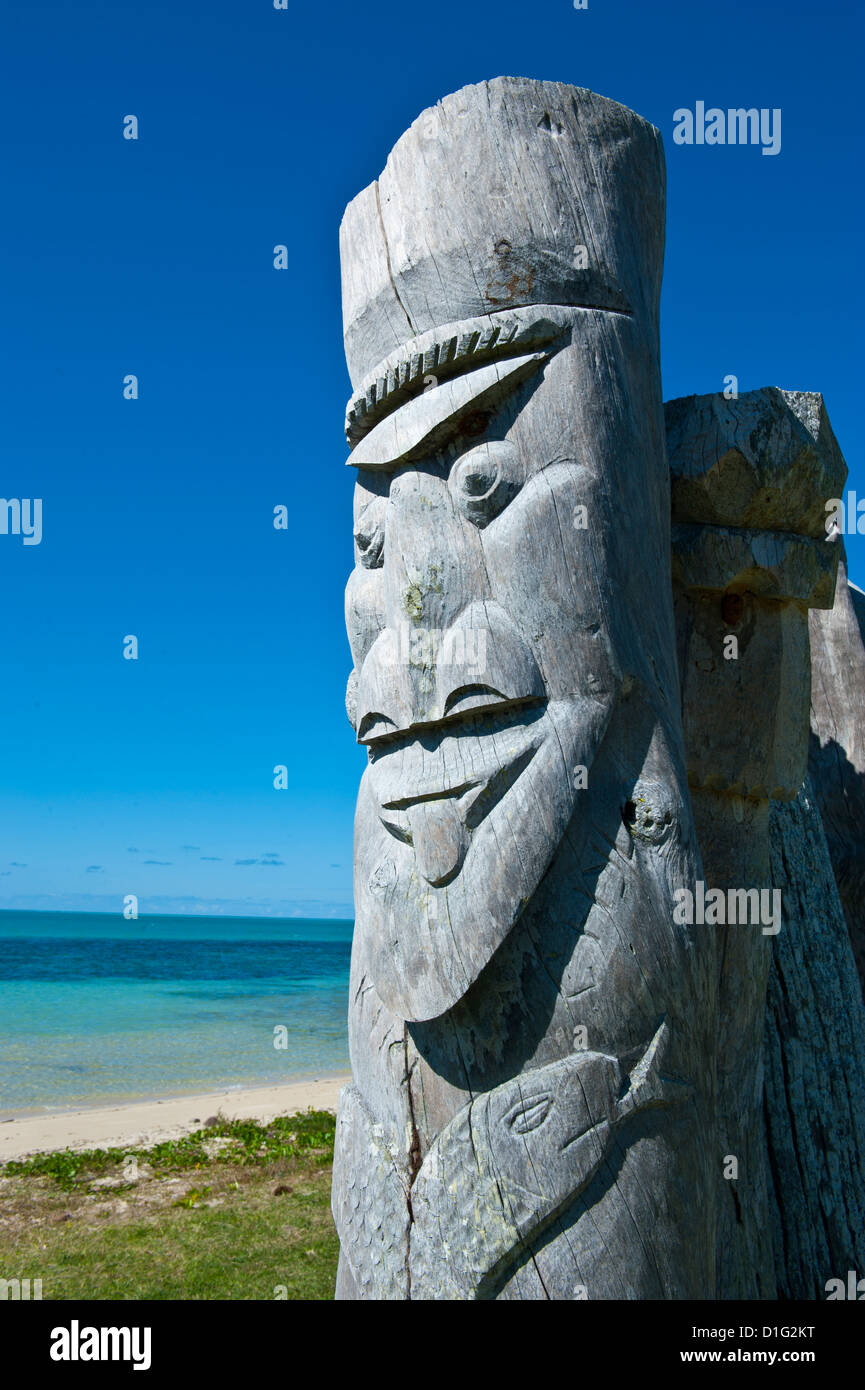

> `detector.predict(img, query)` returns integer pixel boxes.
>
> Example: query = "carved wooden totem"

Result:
[666,388,847,1298]
[332,78,718,1300]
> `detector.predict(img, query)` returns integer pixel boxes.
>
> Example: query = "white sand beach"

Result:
[0,1075,350,1162]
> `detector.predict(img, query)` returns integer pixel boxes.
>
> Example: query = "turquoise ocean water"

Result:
[0,911,352,1115]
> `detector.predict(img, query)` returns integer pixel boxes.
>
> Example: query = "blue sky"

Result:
[1,0,862,915]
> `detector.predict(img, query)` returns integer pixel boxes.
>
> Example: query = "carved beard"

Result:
[354,695,613,1021]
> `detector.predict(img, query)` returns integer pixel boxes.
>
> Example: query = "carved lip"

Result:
[375,734,540,846]
[367,705,547,886]
[378,780,480,846]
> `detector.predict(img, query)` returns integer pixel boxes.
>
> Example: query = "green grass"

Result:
[0,1109,339,1300]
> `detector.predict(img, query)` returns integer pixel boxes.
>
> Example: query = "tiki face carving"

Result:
[334,79,721,1306]
[337,82,671,1025]
[346,317,629,1021]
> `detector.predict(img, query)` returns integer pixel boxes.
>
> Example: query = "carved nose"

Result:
[384,467,483,636]
[355,602,545,744]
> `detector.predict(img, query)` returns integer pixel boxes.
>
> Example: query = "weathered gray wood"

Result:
[339,80,663,390]
[808,544,865,996]
[333,81,865,1302]
[667,387,861,1301]
[765,777,865,1299]
[666,387,848,541]
[331,1084,410,1300]
[408,1023,691,1300]
[334,78,718,1300]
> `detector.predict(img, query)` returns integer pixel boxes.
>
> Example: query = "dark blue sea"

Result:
[0,912,352,1114]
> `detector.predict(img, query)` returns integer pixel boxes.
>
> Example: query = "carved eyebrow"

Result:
[345,351,550,473]
[344,310,569,446]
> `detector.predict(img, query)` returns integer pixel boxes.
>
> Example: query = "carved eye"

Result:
[354,497,386,568]
[449,440,523,528]
[357,711,399,744]
[506,1094,553,1134]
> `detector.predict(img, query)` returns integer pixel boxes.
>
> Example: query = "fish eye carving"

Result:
[506,1093,553,1134]
[449,440,523,528]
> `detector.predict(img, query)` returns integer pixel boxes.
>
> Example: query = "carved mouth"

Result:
[375,737,539,886]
